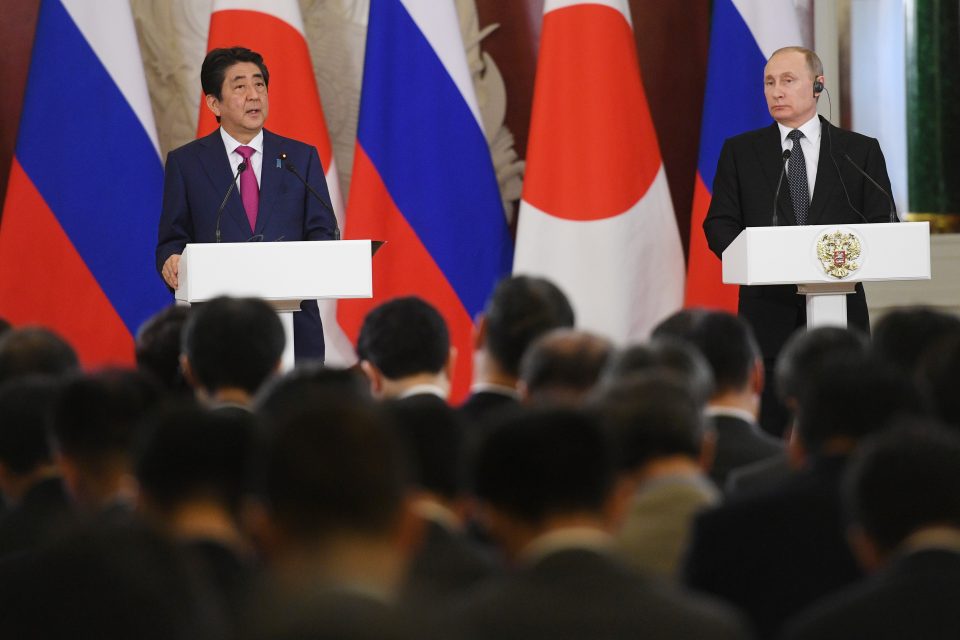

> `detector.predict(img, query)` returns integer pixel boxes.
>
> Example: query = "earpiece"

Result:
[813,76,824,95]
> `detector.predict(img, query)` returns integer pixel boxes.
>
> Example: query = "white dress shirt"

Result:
[219,127,263,188]
[777,114,821,201]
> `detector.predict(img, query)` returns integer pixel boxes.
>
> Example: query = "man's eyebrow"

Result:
[230,72,263,82]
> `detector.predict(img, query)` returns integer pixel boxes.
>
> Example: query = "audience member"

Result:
[0,317,10,338]
[50,369,160,515]
[518,329,613,405]
[181,296,285,409]
[356,297,453,401]
[594,375,719,577]
[654,310,782,485]
[462,275,574,422]
[255,363,371,424]
[683,352,924,638]
[0,326,79,384]
[135,304,192,397]
[0,377,72,556]
[459,407,747,640]
[915,332,960,429]
[872,307,960,375]
[782,422,960,639]
[600,339,714,409]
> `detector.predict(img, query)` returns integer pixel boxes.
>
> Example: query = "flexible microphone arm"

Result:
[215,161,247,243]
[843,153,898,223]
[772,149,791,227]
[279,153,341,240]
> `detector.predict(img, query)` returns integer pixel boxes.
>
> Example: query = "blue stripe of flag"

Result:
[16,0,168,335]
[696,0,772,189]
[357,0,513,318]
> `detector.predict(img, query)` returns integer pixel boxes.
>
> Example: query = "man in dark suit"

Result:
[782,423,960,640]
[703,46,894,435]
[156,47,337,362]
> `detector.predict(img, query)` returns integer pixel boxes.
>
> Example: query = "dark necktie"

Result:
[235,145,259,232]
[787,129,809,225]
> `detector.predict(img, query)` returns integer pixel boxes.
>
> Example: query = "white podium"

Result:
[175,240,376,369]
[722,222,931,328]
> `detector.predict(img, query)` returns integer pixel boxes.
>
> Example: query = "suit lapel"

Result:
[807,116,842,226]
[197,130,254,237]
[255,130,283,238]
[755,123,796,226]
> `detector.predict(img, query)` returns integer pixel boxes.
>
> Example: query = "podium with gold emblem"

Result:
[722,222,931,328]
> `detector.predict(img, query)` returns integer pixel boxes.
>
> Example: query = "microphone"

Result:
[772,149,791,227]
[215,161,247,243]
[278,153,341,240]
[843,153,898,223]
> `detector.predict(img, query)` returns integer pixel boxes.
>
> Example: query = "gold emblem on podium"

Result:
[816,229,862,279]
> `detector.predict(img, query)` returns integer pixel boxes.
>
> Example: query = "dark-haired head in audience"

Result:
[916,332,960,429]
[136,304,192,397]
[465,276,574,416]
[873,307,960,376]
[255,363,371,425]
[181,296,285,409]
[0,326,79,384]
[601,339,714,409]
[50,369,161,514]
[592,375,717,576]
[357,296,453,401]
[0,377,72,556]
[0,317,10,338]
[518,329,613,406]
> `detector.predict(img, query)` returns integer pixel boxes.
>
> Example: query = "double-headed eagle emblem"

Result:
[816,230,862,279]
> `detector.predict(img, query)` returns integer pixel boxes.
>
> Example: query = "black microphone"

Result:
[278,152,340,240]
[843,153,897,223]
[772,148,791,227]
[215,161,247,243]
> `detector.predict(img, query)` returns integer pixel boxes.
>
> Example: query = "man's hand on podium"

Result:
[162,254,181,289]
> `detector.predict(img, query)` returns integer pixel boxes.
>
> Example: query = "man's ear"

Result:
[180,355,197,388]
[444,346,457,381]
[750,357,765,394]
[359,360,384,395]
[473,314,488,350]
[204,94,221,118]
[848,524,885,573]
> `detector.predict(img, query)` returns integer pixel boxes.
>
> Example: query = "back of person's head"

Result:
[384,396,465,501]
[601,338,714,408]
[653,310,759,395]
[844,421,960,555]
[651,308,710,340]
[260,397,406,542]
[519,329,613,404]
[0,377,60,477]
[135,305,192,397]
[917,333,960,429]
[482,275,574,377]
[795,353,923,452]
[592,375,706,471]
[51,369,161,466]
[356,297,449,379]
[0,317,11,338]
[135,404,258,519]
[255,364,371,425]
[0,326,79,384]
[181,296,285,395]
[473,407,614,525]
[873,307,960,375]
[775,326,870,406]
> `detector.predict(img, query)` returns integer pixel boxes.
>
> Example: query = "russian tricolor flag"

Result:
[339,0,513,400]
[0,0,168,366]
[684,0,805,310]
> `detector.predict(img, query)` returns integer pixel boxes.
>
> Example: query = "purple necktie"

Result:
[235,145,259,232]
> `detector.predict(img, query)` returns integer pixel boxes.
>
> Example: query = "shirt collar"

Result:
[705,405,757,424]
[469,382,520,399]
[520,527,614,565]
[220,127,264,156]
[777,114,821,146]
[397,383,448,400]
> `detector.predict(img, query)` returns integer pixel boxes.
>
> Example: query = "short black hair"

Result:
[356,297,449,379]
[601,338,714,408]
[0,327,79,384]
[135,305,192,397]
[483,276,574,377]
[51,370,161,463]
[255,364,371,425]
[135,404,259,517]
[873,307,960,375]
[593,374,706,470]
[844,421,960,552]
[795,353,923,451]
[653,310,759,394]
[200,46,269,100]
[0,377,60,475]
[384,396,465,500]
[774,326,870,404]
[519,329,613,400]
[182,296,285,395]
[917,333,960,429]
[0,317,11,337]
[473,408,614,524]
[261,398,406,541]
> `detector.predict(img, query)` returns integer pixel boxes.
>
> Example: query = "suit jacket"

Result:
[683,454,862,639]
[456,547,748,640]
[780,548,960,640]
[703,117,893,358]
[0,476,73,559]
[709,414,784,488]
[156,128,338,361]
